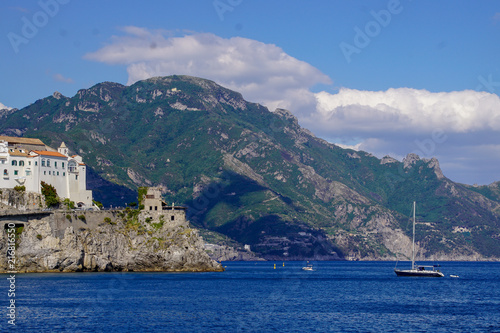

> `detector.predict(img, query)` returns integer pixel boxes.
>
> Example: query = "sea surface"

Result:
[2,261,500,332]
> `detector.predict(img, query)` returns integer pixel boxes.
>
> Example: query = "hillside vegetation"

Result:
[1,75,499,260]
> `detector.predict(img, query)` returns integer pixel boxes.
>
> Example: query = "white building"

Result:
[0,135,92,207]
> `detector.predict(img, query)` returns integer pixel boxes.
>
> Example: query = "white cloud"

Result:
[53,73,74,84]
[0,102,12,110]
[84,28,330,111]
[311,88,500,135]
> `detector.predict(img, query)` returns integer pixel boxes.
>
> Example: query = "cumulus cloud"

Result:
[84,28,330,111]
[311,88,500,135]
[53,73,74,84]
[0,102,12,110]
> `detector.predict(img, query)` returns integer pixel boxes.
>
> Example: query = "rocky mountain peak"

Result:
[402,153,420,168]
[424,157,445,179]
[273,108,299,126]
[52,91,64,100]
[403,153,445,179]
[380,155,399,165]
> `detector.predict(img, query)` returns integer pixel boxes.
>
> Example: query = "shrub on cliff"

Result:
[41,181,59,208]
[62,198,75,210]
[14,185,25,192]
[138,187,148,208]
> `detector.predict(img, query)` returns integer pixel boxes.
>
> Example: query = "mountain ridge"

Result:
[1,75,499,260]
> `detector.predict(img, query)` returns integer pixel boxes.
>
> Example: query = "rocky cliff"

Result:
[0,209,224,273]
[0,188,44,212]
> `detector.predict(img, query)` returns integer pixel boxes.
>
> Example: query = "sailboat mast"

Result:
[412,201,416,270]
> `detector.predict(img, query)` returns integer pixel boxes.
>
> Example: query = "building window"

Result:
[55,161,57,168]
[68,160,77,173]
[42,159,45,167]
[75,175,78,180]
[63,172,65,176]
[49,171,51,175]
[47,160,50,167]
[26,170,31,176]
[44,171,46,175]
[62,162,65,168]
[14,170,18,176]
[171,216,175,221]
[28,161,31,166]
[57,171,59,176]
[35,161,38,166]
[19,161,24,167]
[3,169,7,176]
[11,160,17,166]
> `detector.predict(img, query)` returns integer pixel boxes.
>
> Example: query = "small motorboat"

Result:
[302,261,314,271]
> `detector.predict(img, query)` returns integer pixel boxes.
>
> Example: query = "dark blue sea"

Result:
[2,261,500,332]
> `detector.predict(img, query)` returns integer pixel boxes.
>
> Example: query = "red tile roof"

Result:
[32,150,67,158]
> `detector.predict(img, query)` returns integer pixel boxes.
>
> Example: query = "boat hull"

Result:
[394,269,444,277]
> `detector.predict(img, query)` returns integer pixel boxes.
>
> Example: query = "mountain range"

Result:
[1,75,499,260]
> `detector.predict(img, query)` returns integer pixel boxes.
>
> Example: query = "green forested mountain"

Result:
[2,75,499,260]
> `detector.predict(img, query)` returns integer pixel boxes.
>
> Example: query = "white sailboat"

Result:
[394,201,444,277]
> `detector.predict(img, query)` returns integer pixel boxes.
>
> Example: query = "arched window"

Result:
[41,159,46,167]
[11,160,17,166]
[19,160,24,166]
[68,160,78,173]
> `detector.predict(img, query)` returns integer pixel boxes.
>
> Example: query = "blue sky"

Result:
[1,0,499,185]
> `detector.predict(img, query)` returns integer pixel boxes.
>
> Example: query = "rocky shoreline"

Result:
[0,209,224,273]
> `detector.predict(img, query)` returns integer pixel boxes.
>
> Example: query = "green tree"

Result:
[40,181,59,208]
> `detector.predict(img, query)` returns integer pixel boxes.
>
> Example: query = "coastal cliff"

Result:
[0,209,224,273]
